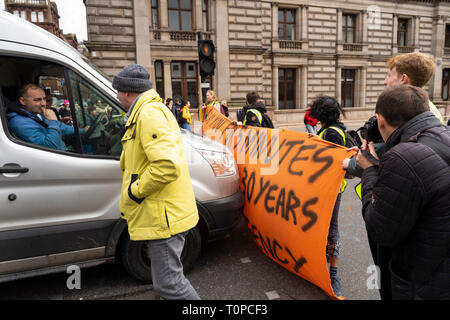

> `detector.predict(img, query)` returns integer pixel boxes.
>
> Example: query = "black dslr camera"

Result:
[358,115,383,145]
[347,116,383,149]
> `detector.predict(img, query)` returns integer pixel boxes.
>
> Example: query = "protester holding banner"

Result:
[220,100,229,117]
[309,95,348,298]
[238,91,274,128]
[202,103,355,299]
[199,90,220,121]
[356,85,450,300]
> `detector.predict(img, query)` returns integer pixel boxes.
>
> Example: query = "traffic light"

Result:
[198,39,215,78]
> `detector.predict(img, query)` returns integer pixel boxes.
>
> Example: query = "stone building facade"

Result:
[84,0,450,128]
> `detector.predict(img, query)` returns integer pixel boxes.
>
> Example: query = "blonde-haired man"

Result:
[344,52,445,175]
[384,52,444,123]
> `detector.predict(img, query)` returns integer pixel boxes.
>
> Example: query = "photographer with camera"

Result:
[342,52,447,300]
[309,95,349,298]
[357,85,450,300]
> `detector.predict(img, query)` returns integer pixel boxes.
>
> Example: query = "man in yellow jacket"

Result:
[113,64,200,300]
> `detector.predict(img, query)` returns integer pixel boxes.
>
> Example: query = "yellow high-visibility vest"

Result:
[243,108,263,125]
[318,126,347,194]
[355,182,362,200]
[429,100,444,124]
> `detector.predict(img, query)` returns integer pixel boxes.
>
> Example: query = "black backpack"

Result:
[261,113,274,129]
[240,107,274,129]
[325,126,359,148]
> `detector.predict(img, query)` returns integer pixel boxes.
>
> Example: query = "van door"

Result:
[0,55,123,273]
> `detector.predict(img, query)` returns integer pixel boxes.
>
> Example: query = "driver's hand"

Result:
[84,125,90,131]
[42,107,58,121]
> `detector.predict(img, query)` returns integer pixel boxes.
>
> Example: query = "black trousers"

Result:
[368,236,392,300]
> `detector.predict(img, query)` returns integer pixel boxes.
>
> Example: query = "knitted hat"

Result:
[112,64,152,93]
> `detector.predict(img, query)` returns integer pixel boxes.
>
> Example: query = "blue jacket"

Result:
[6,107,78,151]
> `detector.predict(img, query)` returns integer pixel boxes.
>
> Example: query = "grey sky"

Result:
[52,0,88,41]
[1,0,87,41]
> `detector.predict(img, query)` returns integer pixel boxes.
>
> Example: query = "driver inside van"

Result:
[6,84,88,151]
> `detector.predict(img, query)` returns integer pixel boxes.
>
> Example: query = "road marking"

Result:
[240,257,251,263]
[265,290,280,300]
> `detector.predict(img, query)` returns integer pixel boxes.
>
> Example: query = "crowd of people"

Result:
[4,50,449,300]
[160,90,232,132]
[162,88,277,132]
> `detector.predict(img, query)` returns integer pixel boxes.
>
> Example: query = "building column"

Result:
[392,14,398,55]
[336,9,343,51]
[301,5,308,50]
[336,66,342,104]
[296,68,301,109]
[359,67,367,108]
[414,16,420,50]
[272,2,278,39]
[295,6,301,41]
[362,10,368,44]
[133,0,152,75]
[194,0,203,31]
[214,0,230,101]
[273,65,279,109]
[160,0,170,41]
[430,15,445,100]
[301,65,308,109]
[163,59,172,99]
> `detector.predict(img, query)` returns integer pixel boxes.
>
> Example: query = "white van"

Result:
[0,11,243,283]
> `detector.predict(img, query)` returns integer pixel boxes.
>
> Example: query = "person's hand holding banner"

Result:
[202,106,357,299]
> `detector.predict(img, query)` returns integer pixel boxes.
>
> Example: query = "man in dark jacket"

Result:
[357,85,450,299]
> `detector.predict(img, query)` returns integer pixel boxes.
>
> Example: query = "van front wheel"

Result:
[119,226,202,283]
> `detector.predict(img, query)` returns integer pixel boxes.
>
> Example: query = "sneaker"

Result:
[330,273,342,297]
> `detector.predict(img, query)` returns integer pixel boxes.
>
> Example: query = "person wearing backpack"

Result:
[356,85,450,300]
[240,91,274,128]
[309,95,348,298]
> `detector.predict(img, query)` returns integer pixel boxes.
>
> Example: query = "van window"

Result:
[67,70,125,156]
[0,56,125,157]
[0,56,82,153]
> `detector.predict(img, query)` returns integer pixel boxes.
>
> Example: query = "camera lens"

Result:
[360,127,368,140]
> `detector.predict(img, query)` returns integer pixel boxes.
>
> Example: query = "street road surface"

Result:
[0,179,379,300]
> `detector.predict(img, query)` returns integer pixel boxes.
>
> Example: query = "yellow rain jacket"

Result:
[119,89,199,240]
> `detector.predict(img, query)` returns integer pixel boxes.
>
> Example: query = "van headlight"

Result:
[197,149,236,177]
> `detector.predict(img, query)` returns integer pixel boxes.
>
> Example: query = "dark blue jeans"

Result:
[327,193,341,259]
[181,122,192,131]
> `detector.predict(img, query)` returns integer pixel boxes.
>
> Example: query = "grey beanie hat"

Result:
[112,64,152,93]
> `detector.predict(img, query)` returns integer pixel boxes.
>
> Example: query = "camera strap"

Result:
[360,149,380,166]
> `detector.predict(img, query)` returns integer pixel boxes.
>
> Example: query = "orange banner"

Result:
[202,106,356,299]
